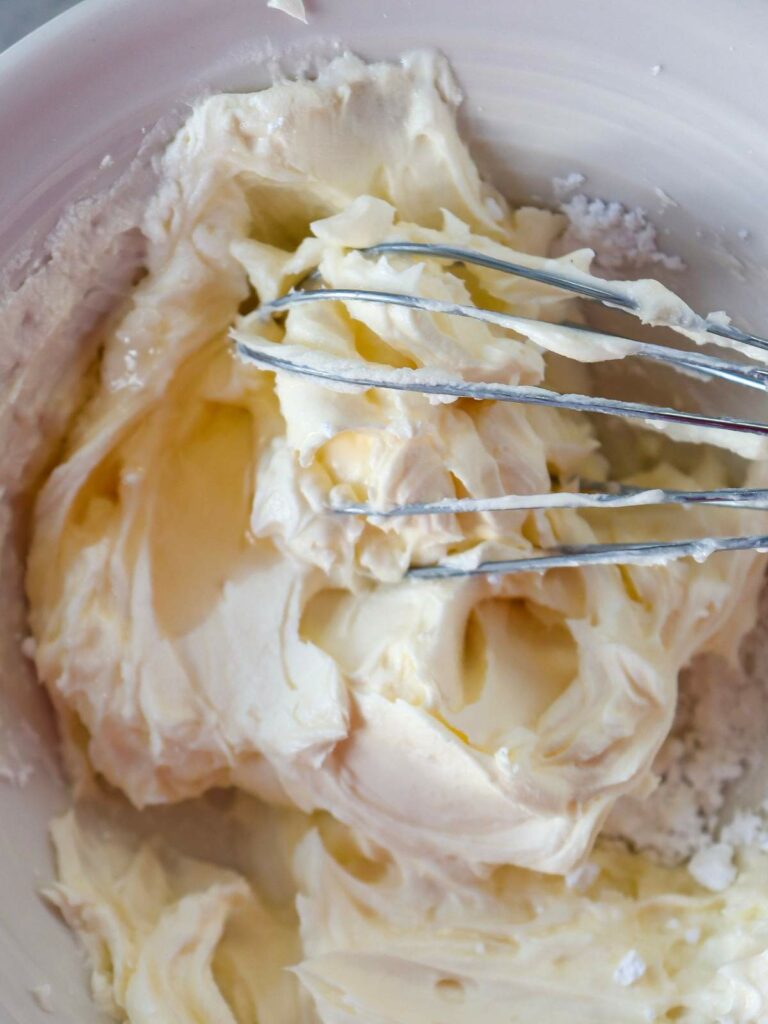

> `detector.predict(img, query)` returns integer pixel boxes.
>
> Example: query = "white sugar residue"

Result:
[0,721,35,787]
[605,581,768,871]
[613,950,646,987]
[555,194,684,277]
[552,171,586,201]
[688,843,736,892]
[722,806,768,850]
[267,0,307,22]
[31,983,54,1013]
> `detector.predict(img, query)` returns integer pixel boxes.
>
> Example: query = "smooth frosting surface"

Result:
[25,52,768,1022]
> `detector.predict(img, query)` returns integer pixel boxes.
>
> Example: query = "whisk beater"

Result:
[235,242,768,577]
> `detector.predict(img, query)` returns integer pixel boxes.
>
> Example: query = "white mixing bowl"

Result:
[2,1,768,1020]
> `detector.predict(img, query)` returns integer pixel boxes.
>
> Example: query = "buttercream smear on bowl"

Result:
[24,52,768,1022]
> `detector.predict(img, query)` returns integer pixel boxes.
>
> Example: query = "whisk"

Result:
[235,241,768,578]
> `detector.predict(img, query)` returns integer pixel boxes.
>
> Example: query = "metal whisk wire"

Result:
[235,242,768,577]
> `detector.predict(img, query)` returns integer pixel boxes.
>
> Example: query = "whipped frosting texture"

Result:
[24,51,768,1024]
[28,52,765,876]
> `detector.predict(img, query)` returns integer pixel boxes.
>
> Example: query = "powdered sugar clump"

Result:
[556,194,684,277]
[552,172,586,201]
[605,582,768,870]
[613,950,646,987]
[721,807,768,850]
[687,843,737,892]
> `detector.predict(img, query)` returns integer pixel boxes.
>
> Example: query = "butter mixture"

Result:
[26,53,768,1022]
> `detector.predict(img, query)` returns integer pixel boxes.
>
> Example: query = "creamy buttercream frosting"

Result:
[25,52,768,1022]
